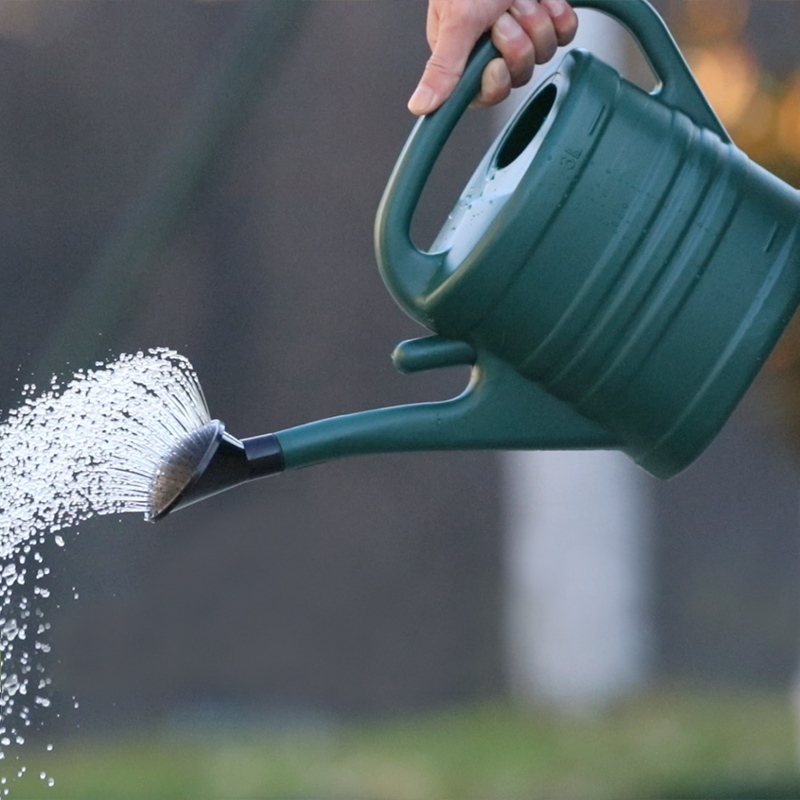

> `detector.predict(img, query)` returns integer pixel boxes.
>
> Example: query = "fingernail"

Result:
[542,0,567,16]
[408,84,435,115]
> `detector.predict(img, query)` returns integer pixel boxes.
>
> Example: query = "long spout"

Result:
[148,348,619,521]
[148,421,284,520]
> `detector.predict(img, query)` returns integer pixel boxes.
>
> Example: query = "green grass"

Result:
[6,685,800,799]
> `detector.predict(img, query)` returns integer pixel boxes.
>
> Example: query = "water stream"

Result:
[0,348,211,792]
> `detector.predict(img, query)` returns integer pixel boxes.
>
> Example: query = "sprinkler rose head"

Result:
[147,420,226,521]
[147,421,284,521]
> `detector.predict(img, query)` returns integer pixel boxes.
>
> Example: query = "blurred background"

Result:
[1,0,800,797]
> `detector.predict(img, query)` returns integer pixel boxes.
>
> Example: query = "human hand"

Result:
[408,0,578,115]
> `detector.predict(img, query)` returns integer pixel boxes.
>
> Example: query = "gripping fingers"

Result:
[470,57,513,109]
[491,12,535,89]
[484,0,577,106]
[540,0,578,48]
[408,0,577,115]
[509,0,559,65]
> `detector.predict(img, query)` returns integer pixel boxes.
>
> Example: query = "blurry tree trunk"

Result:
[499,10,654,709]
[504,451,652,707]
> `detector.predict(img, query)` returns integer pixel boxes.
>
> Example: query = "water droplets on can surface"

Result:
[0,348,211,793]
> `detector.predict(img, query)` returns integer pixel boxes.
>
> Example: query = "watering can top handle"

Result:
[375,0,730,320]
[574,0,728,141]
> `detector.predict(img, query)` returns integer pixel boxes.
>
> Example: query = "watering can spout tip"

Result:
[147,421,284,521]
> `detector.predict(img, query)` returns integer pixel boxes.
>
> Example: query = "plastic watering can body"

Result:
[153,0,800,519]
[375,0,800,478]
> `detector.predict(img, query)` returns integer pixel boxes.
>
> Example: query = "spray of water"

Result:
[0,348,211,792]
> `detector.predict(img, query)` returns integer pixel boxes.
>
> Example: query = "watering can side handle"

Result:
[571,0,731,144]
[376,0,730,323]
[375,36,499,323]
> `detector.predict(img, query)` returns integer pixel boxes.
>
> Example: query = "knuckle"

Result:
[482,83,512,107]
[510,64,535,88]
[510,2,559,65]
[531,22,558,62]
[479,58,512,105]
[554,16,578,45]
[424,53,460,82]
[512,33,537,63]
[493,18,534,62]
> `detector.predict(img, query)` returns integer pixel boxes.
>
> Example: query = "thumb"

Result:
[408,26,476,115]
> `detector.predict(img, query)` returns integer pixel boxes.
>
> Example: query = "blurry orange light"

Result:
[778,75,800,163]
[681,0,750,43]
[687,44,758,128]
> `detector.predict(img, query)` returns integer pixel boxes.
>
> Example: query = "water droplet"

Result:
[0,350,211,789]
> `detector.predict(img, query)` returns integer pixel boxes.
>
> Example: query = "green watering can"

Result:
[150,0,800,520]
